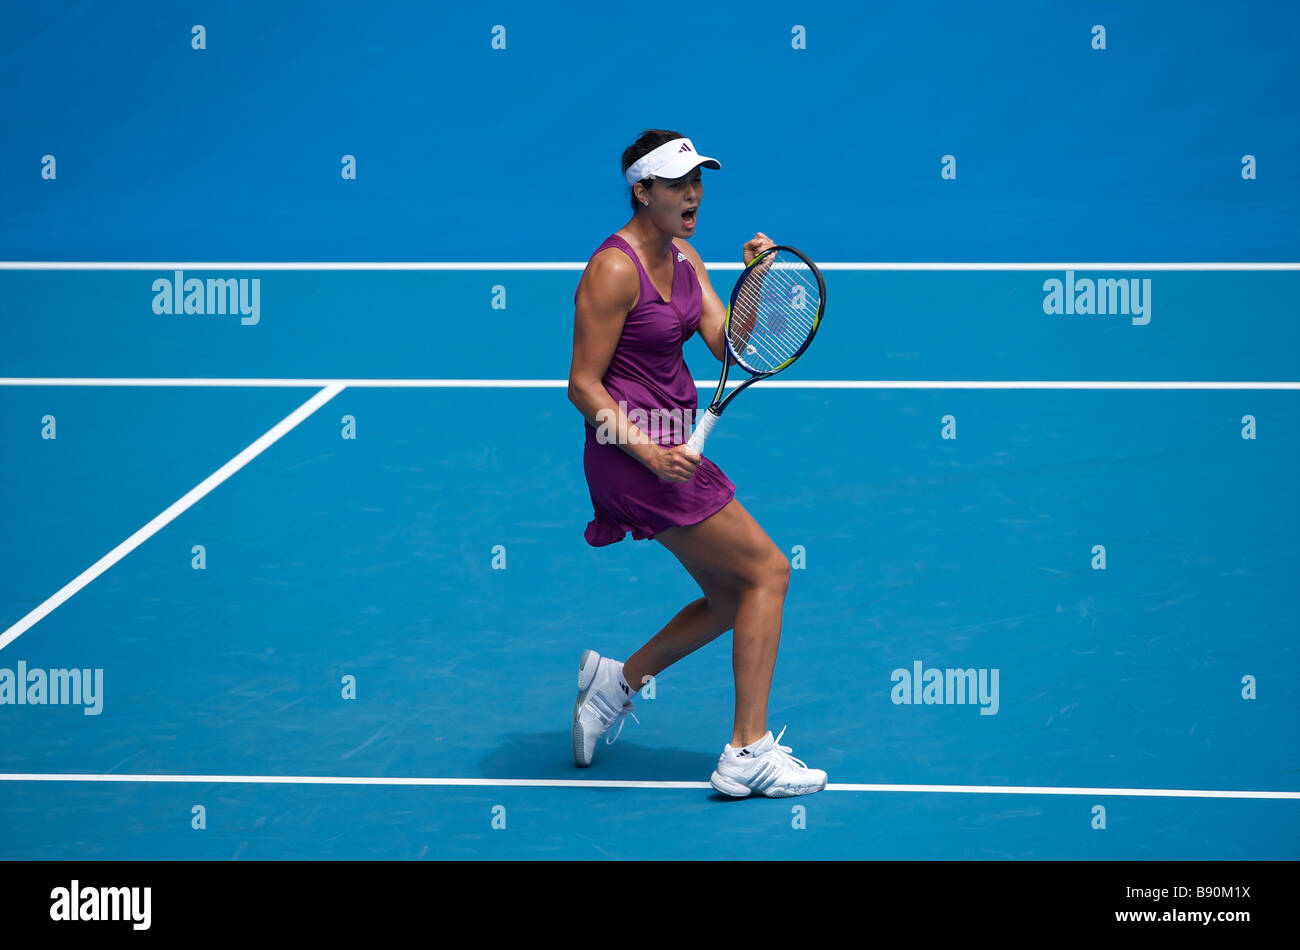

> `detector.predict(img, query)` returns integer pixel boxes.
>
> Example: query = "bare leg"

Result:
[642,499,791,748]
[622,565,738,692]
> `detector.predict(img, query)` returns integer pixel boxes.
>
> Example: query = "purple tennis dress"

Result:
[579,233,736,546]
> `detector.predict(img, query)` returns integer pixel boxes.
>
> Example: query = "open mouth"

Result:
[682,206,698,225]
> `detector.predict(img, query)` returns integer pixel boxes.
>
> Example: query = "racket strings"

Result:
[750,268,818,354]
[731,286,810,365]
[730,290,805,369]
[727,252,821,372]
[734,257,820,350]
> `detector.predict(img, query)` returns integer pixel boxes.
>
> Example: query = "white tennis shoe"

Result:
[710,726,828,798]
[572,650,638,767]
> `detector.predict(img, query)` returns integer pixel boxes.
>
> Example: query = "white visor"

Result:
[625,137,721,186]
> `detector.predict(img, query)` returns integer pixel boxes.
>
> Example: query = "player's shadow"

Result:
[479,730,722,785]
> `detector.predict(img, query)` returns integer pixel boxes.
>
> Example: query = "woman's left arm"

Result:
[678,233,775,363]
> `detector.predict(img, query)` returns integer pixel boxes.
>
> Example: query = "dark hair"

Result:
[622,128,687,211]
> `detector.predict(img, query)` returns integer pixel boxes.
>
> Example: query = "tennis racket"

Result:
[684,244,826,454]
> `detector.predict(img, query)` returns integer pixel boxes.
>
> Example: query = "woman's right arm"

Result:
[568,250,700,483]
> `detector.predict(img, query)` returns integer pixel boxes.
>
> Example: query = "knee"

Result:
[744,548,789,596]
[766,550,791,593]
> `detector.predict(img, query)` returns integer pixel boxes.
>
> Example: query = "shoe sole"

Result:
[572,649,601,768]
[710,768,828,798]
[710,769,753,797]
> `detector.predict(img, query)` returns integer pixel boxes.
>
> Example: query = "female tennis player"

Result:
[567,129,827,798]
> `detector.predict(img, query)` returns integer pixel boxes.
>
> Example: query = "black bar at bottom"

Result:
[0,859,1289,936]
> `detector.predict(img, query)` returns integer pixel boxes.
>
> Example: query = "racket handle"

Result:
[685,406,721,455]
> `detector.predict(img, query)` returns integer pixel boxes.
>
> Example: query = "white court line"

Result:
[0,772,1295,799]
[0,261,1297,271]
[1,378,1298,390]
[0,385,345,652]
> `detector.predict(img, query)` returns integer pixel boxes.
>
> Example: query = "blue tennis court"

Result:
[1,265,1296,859]
[1,0,1297,861]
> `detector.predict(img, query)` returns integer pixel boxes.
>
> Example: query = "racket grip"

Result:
[684,406,721,455]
